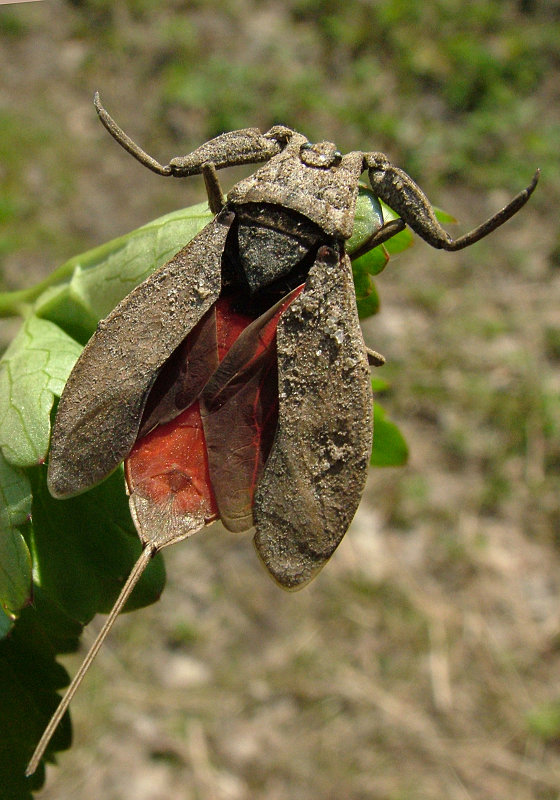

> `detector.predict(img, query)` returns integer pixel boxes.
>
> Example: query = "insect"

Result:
[26,93,538,775]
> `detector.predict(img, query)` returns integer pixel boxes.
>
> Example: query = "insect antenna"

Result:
[26,543,157,777]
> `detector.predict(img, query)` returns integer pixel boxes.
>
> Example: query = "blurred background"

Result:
[1,1,559,798]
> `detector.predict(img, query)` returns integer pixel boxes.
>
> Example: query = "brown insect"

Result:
[26,93,538,775]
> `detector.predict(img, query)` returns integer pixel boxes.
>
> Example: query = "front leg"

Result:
[365,152,539,251]
[95,92,293,187]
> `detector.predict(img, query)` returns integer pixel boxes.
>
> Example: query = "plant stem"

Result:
[0,259,77,318]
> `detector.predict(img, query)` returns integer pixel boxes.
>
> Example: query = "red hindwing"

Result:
[125,286,303,538]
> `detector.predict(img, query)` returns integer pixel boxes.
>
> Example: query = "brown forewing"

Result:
[48,210,234,499]
[252,246,373,589]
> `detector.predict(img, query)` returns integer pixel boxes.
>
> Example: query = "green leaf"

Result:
[348,188,390,281]
[371,376,391,393]
[0,317,82,468]
[356,277,380,319]
[434,206,457,225]
[371,403,409,467]
[30,465,165,624]
[352,245,390,277]
[376,201,414,255]
[0,608,13,638]
[353,252,381,320]
[383,226,414,255]
[0,449,32,529]
[0,452,33,623]
[33,203,213,341]
[0,528,31,622]
[347,187,384,254]
[0,586,81,798]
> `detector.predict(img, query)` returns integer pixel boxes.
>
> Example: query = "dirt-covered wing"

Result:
[48,210,234,498]
[253,246,373,589]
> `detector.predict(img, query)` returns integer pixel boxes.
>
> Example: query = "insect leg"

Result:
[365,152,539,251]
[202,163,226,214]
[167,128,288,176]
[366,347,385,366]
[94,92,172,175]
[95,93,289,178]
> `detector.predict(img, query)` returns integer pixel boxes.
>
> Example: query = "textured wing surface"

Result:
[48,212,233,498]
[253,247,372,589]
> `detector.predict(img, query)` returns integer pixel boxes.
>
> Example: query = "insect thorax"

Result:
[225,202,334,300]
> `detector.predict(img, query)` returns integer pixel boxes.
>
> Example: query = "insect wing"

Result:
[48,211,234,499]
[253,246,373,589]
[200,286,303,533]
[126,399,220,550]
[137,306,220,438]
[125,293,256,550]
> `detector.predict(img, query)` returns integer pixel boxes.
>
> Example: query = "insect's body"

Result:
[227,203,328,302]
[225,132,362,238]
[211,132,364,301]
[48,126,381,588]
[126,198,372,588]
[219,143,375,581]
[26,94,539,777]
[46,102,540,585]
